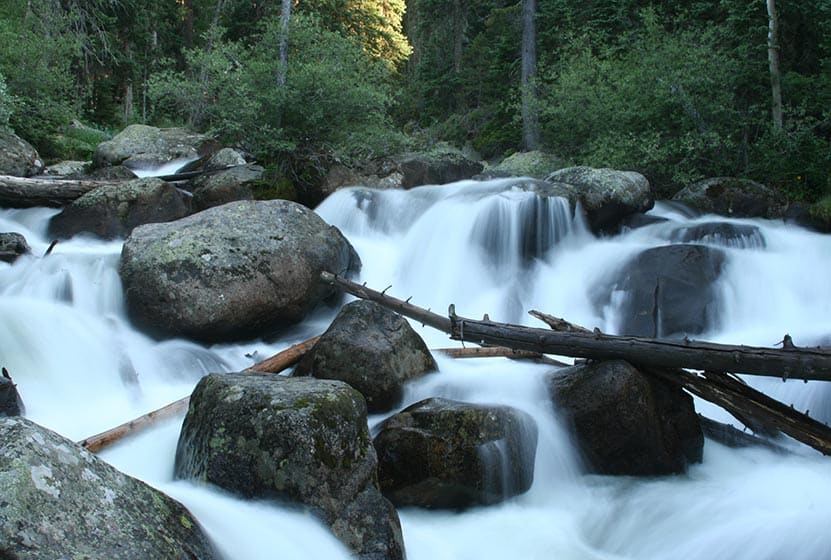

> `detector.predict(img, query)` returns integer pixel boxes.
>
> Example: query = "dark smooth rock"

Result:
[546,360,703,475]
[0,232,31,263]
[294,300,437,413]
[374,397,538,509]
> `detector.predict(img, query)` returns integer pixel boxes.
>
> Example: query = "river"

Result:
[1,178,830,559]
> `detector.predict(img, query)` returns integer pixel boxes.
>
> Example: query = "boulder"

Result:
[43,160,89,177]
[321,162,404,196]
[672,177,786,219]
[482,150,565,179]
[667,221,766,249]
[0,232,31,263]
[48,177,191,240]
[0,131,43,177]
[92,124,215,169]
[594,244,725,338]
[174,373,404,560]
[399,145,484,189]
[0,369,24,416]
[119,199,361,342]
[544,166,654,234]
[0,416,218,560]
[191,163,263,211]
[546,360,703,476]
[373,397,538,509]
[294,300,437,413]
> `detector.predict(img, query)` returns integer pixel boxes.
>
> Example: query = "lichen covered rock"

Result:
[174,373,404,560]
[119,199,361,342]
[0,416,218,560]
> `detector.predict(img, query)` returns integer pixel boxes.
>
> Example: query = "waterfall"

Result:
[3,180,831,560]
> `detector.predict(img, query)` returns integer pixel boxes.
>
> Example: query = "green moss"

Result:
[180,514,193,529]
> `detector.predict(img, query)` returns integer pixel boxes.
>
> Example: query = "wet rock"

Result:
[92,124,215,169]
[544,166,654,234]
[672,177,786,219]
[119,199,361,342]
[0,416,218,560]
[0,130,43,177]
[546,360,703,475]
[0,232,31,263]
[0,368,24,416]
[374,397,538,509]
[191,163,263,211]
[48,177,191,240]
[594,244,725,338]
[175,373,404,560]
[294,300,437,413]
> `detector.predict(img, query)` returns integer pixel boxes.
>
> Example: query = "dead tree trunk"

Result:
[0,175,109,207]
[320,272,831,455]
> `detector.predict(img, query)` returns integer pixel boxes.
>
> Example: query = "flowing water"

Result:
[2,178,831,559]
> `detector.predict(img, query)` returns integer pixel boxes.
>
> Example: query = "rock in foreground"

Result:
[119,199,360,342]
[0,416,218,560]
[175,373,404,560]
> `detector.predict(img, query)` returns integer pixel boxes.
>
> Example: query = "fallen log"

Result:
[0,175,113,208]
[434,346,570,366]
[322,271,831,382]
[321,272,831,455]
[79,336,319,453]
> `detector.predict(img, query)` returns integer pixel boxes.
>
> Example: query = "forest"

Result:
[1,0,830,206]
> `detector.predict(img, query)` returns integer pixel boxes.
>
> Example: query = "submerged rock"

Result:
[594,243,725,338]
[0,416,218,560]
[48,177,191,240]
[175,373,404,560]
[294,300,437,413]
[374,397,538,509]
[547,360,703,476]
[119,199,361,342]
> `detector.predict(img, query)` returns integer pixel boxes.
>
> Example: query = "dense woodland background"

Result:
[1,0,830,204]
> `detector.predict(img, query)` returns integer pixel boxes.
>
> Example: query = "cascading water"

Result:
[2,178,831,560]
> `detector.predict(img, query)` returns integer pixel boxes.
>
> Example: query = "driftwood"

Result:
[0,175,108,208]
[321,271,831,455]
[79,336,319,453]
[434,346,569,366]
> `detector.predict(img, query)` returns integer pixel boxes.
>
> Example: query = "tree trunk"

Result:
[521,0,540,150]
[0,175,112,208]
[767,0,784,129]
[321,271,831,382]
[277,0,292,88]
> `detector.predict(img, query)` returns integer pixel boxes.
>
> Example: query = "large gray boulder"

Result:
[294,300,437,413]
[92,124,215,169]
[0,232,31,263]
[48,177,191,240]
[119,199,361,342]
[0,131,43,177]
[175,373,404,560]
[544,166,653,233]
[0,416,218,560]
[594,244,726,338]
[374,397,538,509]
[481,150,565,179]
[546,360,703,476]
[672,177,786,219]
